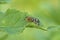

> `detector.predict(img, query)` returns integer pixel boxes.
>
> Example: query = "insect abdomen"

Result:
[32,18,40,25]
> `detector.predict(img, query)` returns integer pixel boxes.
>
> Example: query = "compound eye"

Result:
[26,17,32,22]
[27,18,31,20]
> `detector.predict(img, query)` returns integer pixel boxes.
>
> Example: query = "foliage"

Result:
[0,0,60,40]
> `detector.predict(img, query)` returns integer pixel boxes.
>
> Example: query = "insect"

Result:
[25,16,40,26]
[25,16,47,31]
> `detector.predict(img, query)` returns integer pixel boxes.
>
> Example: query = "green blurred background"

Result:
[0,0,60,40]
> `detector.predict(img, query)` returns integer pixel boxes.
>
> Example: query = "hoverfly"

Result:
[25,16,40,26]
[25,16,47,31]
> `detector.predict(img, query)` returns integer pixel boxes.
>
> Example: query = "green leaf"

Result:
[0,9,28,34]
[0,9,28,27]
